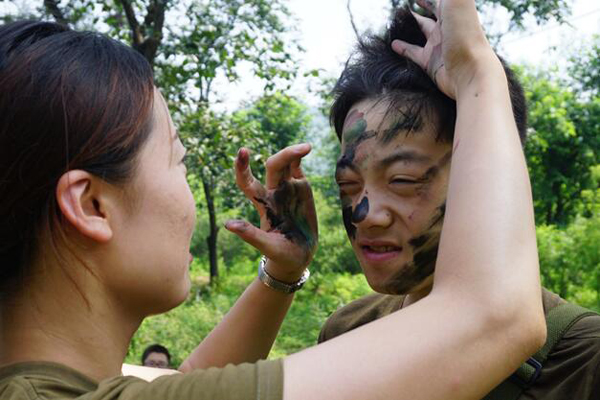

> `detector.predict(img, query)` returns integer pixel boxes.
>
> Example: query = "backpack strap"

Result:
[483,302,598,400]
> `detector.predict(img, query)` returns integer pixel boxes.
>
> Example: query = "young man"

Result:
[141,344,171,369]
[318,5,600,400]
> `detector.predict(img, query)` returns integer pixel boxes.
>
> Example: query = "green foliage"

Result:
[520,65,598,226]
[158,0,300,105]
[537,213,600,312]
[309,179,361,274]
[234,92,312,152]
[478,0,571,28]
[568,35,600,96]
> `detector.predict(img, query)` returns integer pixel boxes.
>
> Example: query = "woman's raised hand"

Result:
[225,144,318,283]
[392,0,499,99]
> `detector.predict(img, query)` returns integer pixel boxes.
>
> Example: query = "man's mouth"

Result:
[360,244,403,263]
[363,245,402,253]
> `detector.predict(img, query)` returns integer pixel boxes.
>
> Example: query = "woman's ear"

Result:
[56,170,113,242]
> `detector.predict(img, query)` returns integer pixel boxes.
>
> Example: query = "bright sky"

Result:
[214,0,600,111]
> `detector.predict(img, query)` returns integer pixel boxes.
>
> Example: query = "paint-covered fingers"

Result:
[224,218,312,281]
[224,219,276,257]
[264,143,311,189]
[235,147,267,208]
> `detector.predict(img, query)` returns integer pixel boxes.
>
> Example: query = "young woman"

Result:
[0,1,545,399]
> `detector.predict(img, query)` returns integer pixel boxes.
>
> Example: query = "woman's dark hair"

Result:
[330,6,527,144]
[0,21,155,295]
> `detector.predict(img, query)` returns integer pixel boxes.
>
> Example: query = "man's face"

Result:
[335,98,452,295]
[143,351,170,369]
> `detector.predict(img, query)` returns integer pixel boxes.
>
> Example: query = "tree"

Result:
[519,43,598,226]
[157,0,301,282]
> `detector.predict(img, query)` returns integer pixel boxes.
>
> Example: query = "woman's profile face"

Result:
[102,89,196,315]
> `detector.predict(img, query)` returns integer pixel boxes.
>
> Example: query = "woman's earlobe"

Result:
[56,170,113,242]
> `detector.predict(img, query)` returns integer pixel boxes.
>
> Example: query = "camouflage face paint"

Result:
[382,202,445,294]
[254,179,317,256]
[351,196,369,223]
[342,109,368,144]
[379,150,451,294]
[416,151,451,197]
[340,194,356,240]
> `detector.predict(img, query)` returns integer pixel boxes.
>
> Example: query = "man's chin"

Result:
[367,273,434,296]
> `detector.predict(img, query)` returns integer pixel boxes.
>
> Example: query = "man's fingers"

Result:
[265,143,311,189]
[391,40,426,70]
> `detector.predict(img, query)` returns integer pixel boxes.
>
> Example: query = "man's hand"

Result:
[225,143,318,283]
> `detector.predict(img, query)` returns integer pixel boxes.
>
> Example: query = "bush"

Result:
[537,213,600,311]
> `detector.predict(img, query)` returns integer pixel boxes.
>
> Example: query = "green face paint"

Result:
[342,109,368,145]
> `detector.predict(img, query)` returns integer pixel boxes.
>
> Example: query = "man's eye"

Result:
[337,181,360,193]
[391,178,417,184]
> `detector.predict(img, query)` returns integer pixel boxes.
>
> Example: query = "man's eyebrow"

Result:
[378,150,431,169]
[335,157,359,177]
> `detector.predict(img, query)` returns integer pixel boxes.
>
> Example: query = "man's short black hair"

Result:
[330,6,527,145]
[141,344,171,365]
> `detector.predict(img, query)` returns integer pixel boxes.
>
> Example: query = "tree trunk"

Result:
[202,177,219,284]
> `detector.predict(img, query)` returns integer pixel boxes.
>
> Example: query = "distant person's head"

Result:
[330,7,527,296]
[0,21,195,315]
[141,344,171,368]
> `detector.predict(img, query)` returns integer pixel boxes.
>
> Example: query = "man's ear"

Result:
[56,170,113,242]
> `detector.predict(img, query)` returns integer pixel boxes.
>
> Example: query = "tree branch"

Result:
[346,0,360,40]
[118,0,143,48]
[43,0,69,26]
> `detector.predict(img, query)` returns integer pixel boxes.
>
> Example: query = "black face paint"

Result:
[408,234,429,248]
[427,202,446,229]
[253,179,316,253]
[351,196,369,223]
[342,204,356,240]
[382,200,446,295]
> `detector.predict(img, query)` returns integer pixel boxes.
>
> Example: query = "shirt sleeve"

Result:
[81,359,283,400]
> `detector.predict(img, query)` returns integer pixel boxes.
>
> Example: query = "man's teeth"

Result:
[368,246,397,253]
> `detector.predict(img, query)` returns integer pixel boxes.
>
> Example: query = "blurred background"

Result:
[1,0,597,365]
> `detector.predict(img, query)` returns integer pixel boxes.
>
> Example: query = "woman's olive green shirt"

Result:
[0,360,283,400]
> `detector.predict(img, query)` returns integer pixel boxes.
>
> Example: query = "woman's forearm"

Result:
[179,278,294,371]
